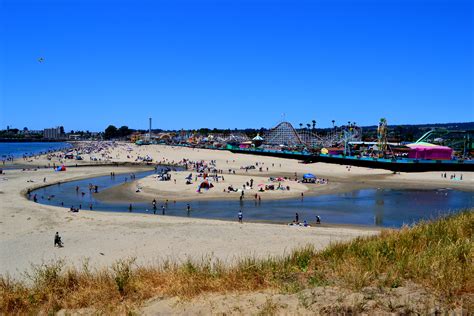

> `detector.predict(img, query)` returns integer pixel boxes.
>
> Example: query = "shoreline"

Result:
[94,169,474,204]
[26,164,472,231]
[1,142,472,280]
[1,163,380,278]
[23,156,474,207]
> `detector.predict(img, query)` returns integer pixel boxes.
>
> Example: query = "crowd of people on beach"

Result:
[0,138,467,265]
[17,142,336,236]
[10,141,470,253]
[441,172,464,181]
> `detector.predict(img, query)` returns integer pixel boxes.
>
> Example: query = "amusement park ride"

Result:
[414,129,473,157]
[263,121,362,150]
[132,117,472,171]
[376,118,388,156]
[228,119,473,172]
[262,118,472,159]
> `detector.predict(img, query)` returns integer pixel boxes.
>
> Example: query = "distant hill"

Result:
[357,122,474,142]
[360,122,474,131]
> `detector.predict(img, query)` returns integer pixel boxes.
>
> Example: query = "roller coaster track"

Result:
[263,121,361,148]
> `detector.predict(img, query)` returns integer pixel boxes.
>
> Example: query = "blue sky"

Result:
[1,0,473,131]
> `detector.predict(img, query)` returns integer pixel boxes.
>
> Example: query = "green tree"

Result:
[118,126,131,137]
[198,128,211,135]
[104,125,118,139]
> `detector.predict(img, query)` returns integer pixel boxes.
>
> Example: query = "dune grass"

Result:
[1,211,472,313]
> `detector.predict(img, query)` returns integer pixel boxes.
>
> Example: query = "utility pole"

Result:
[149,118,152,143]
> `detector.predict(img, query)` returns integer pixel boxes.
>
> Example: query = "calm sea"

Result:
[0,142,72,159]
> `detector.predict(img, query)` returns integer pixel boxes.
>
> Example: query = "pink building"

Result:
[407,143,453,160]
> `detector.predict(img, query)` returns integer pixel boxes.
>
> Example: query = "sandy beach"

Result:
[0,142,472,280]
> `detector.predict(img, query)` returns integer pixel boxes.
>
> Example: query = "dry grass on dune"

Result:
[1,211,473,314]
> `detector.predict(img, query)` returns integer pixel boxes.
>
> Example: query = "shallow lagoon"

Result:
[31,169,474,228]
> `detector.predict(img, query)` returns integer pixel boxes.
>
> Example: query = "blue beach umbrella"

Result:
[303,173,316,179]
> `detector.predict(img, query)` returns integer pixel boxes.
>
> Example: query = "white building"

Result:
[68,134,81,140]
[43,127,63,139]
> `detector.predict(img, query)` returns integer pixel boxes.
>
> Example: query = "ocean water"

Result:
[0,142,72,159]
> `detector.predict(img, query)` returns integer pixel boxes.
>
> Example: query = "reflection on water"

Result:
[31,170,474,228]
[374,190,384,226]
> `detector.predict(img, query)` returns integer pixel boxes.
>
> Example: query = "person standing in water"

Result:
[128,204,133,212]
[238,210,243,223]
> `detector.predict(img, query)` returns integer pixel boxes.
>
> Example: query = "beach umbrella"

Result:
[303,173,316,179]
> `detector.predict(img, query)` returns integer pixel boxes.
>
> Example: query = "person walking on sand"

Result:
[54,232,63,247]
[238,210,243,223]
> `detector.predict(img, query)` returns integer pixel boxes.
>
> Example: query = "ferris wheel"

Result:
[377,118,388,153]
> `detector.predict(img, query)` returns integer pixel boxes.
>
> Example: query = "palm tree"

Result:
[306,123,311,130]
[332,120,335,128]
[312,120,316,130]
[299,123,303,130]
